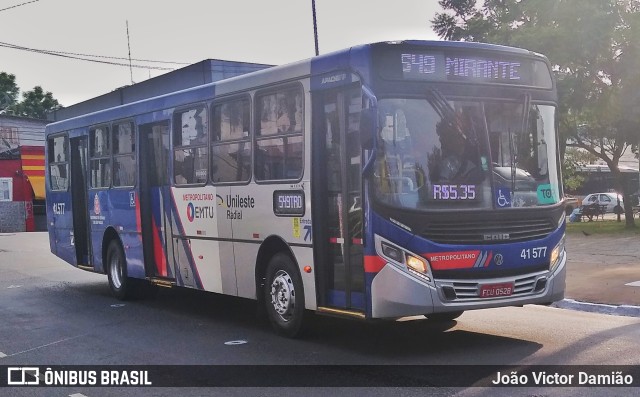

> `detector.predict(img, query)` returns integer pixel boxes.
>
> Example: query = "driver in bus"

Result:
[434,110,480,183]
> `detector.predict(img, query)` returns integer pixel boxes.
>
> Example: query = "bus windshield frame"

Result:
[371,90,562,212]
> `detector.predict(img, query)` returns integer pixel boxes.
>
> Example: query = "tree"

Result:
[0,72,20,112]
[432,0,639,228]
[10,86,62,120]
[563,148,598,193]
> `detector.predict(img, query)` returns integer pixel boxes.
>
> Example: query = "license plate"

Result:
[479,282,513,298]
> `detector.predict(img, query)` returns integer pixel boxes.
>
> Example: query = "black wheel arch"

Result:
[101,226,122,275]
[255,235,298,304]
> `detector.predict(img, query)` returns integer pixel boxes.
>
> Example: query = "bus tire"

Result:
[106,240,133,301]
[427,311,464,321]
[264,253,306,338]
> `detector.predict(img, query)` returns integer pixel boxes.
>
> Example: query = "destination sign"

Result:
[403,53,521,82]
[377,49,553,88]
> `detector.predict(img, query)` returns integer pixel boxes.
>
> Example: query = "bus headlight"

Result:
[549,236,565,273]
[378,237,433,283]
[381,242,404,263]
[406,254,427,274]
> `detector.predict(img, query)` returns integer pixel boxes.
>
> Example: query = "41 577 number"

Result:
[520,247,547,260]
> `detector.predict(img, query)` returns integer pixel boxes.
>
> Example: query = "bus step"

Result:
[316,306,366,319]
[149,278,175,288]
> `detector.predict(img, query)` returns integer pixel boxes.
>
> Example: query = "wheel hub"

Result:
[110,254,122,289]
[270,270,295,321]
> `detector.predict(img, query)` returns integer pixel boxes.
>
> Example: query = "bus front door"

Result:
[313,86,365,314]
[139,122,175,281]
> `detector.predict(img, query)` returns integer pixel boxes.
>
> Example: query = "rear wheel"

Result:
[106,240,133,300]
[264,253,306,338]
[427,311,464,321]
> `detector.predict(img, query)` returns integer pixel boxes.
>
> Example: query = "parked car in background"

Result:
[564,194,580,215]
[581,192,624,213]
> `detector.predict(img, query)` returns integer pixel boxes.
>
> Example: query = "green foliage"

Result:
[10,86,61,120]
[562,148,598,192]
[0,72,19,110]
[0,73,62,119]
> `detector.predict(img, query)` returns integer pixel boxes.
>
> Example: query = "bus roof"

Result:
[45,40,549,135]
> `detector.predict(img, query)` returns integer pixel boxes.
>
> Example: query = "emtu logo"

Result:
[185,202,215,222]
[187,202,195,222]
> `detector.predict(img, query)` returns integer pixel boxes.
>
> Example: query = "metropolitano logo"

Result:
[7,367,40,385]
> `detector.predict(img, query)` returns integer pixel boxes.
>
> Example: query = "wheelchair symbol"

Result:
[496,188,511,208]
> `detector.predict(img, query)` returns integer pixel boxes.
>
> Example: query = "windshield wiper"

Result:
[425,89,463,138]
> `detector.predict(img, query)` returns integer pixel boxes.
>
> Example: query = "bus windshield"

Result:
[372,93,561,211]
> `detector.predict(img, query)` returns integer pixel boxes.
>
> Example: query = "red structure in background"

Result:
[0,146,44,232]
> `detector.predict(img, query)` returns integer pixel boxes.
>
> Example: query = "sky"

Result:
[1,0,443,107]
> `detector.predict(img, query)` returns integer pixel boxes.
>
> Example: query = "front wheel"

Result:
[264,253,306,338]
[106,240,134,300]
[427,311,464,321]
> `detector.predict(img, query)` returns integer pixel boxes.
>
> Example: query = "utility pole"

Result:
[312,0,319,56]
[126,20,134,84]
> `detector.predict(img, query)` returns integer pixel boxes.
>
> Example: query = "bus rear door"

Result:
[69,135,91,267]
[138,122,175,282]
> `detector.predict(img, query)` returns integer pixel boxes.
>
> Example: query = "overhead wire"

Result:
[0,0,190,68]
[0,41,179,70]
[18,47,191,65]
[0,0,40,13]
[0,41,272,72]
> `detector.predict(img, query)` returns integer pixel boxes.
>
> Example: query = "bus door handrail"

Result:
[361,85,378,177]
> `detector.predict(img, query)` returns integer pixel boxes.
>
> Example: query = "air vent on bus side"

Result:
[421,218,556,245]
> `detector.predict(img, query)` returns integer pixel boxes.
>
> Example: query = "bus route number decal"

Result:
[273,190,305,217]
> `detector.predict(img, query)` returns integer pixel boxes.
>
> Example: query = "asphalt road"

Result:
[1,232,639,397]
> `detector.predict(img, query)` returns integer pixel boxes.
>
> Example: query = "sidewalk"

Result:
[564,232,640,307]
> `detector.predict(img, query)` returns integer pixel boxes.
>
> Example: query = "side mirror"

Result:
[359,107,376,150]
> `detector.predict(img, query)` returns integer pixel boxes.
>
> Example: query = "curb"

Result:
[552,299,640,318]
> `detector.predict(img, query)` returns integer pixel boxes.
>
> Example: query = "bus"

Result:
[45,40,566,337]
[569,164,639,199]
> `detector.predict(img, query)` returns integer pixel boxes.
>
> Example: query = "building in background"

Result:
[0,115,47,232]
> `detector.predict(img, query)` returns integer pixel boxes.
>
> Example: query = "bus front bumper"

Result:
[369,253,566,319]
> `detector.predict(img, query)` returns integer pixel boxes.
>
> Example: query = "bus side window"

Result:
[211,97,251,184]
[255,86,304,182]
[112,122,136,187]
[173,107,208,185]
[48,135,69,191]
[89,125,111,188]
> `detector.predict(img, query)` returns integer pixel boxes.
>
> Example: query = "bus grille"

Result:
[443,274,542,301]
[420,218,555,245]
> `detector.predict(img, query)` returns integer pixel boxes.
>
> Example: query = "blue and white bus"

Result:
[46,40,566,337]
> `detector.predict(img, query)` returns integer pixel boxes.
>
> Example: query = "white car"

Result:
[581,193,624,213]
